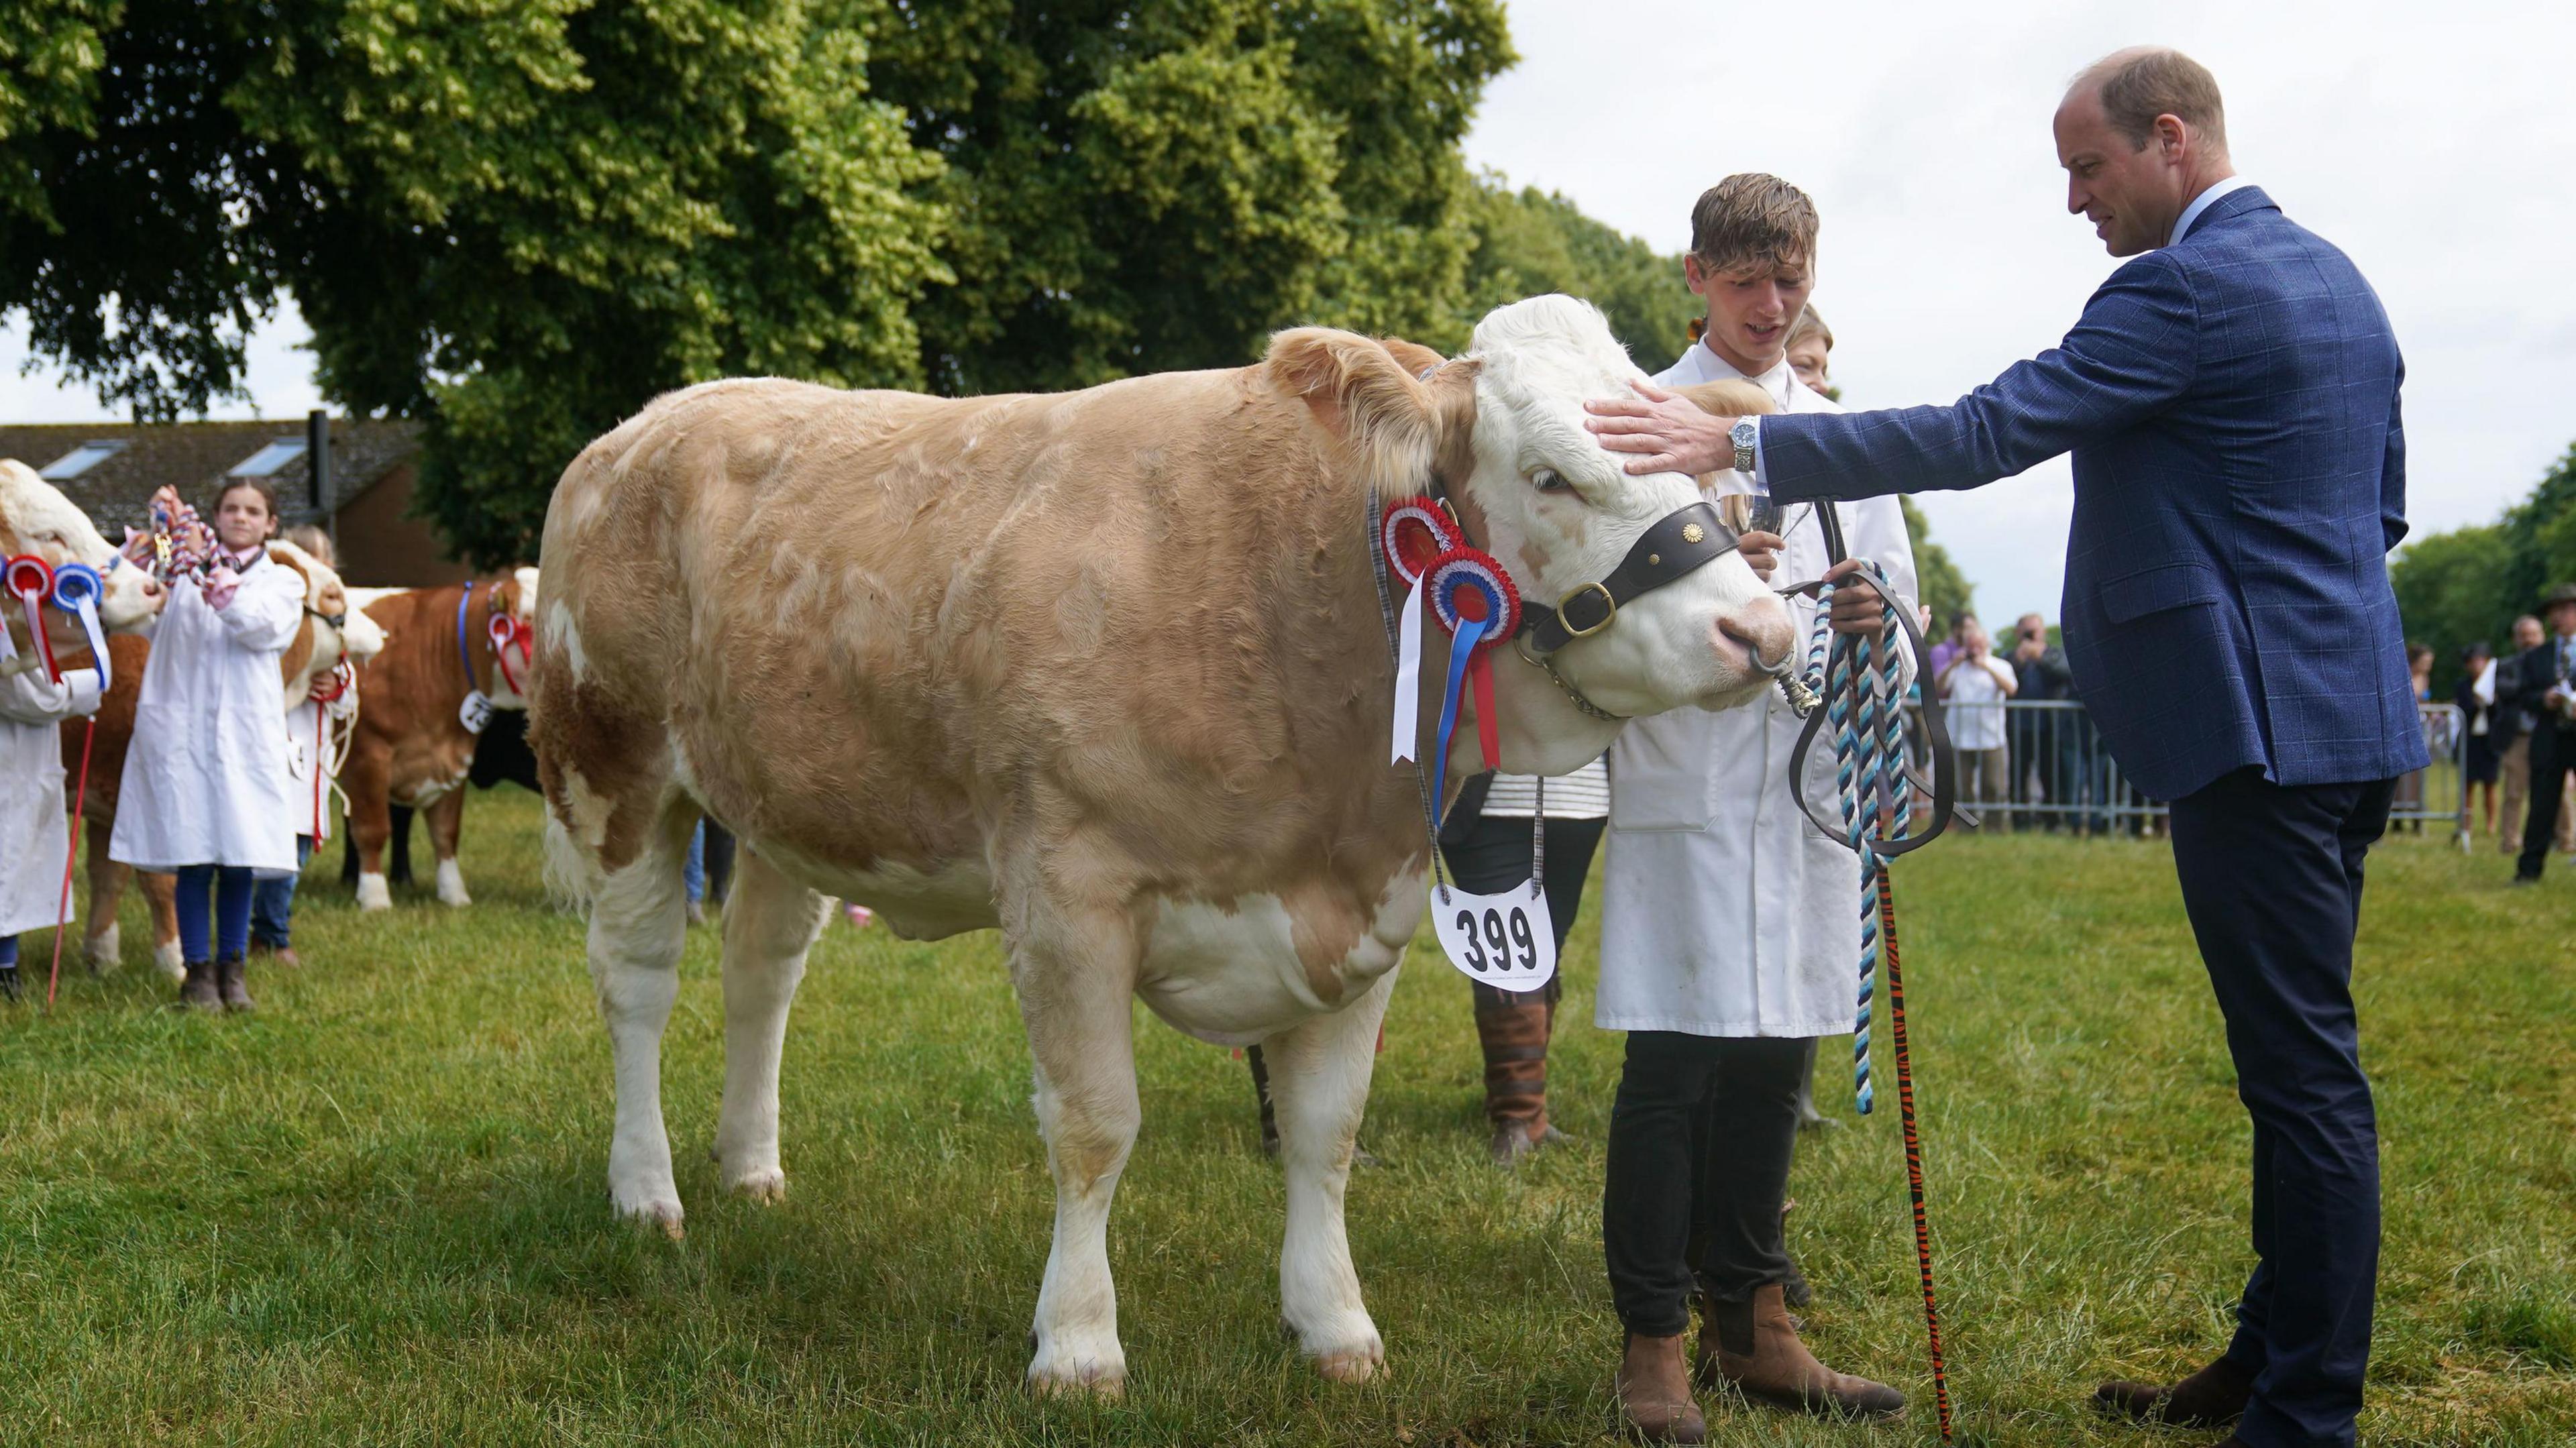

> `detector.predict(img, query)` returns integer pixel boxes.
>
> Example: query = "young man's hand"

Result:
[1585,380,1741,477]
[1737,530,1785,582]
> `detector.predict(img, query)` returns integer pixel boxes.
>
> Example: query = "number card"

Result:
[458,689,494,735]
[1429,879,1556,993]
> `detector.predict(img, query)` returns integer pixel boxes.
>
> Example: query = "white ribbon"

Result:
[1390,571,1424,763]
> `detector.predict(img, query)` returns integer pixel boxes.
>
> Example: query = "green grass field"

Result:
[5,787,2571,1447]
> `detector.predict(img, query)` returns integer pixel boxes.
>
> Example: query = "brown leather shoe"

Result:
[215,955,256,1013]
[1615,1331,1707,1443]
[1701,1284,1904,1417]
[178,958,221,1011]
[2094,1355,2253,1428]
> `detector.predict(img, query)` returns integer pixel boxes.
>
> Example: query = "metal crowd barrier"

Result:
[1898,698,2467,835]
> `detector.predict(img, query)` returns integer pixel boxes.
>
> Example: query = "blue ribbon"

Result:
[1428,614,1487,805]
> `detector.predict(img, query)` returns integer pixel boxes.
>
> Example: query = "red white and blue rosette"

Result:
[1379,497,1458,588]
[1424,547,1520,654]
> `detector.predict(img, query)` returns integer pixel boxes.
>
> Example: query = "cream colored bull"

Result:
[0,459,165,661]
[530,296,1792,1394]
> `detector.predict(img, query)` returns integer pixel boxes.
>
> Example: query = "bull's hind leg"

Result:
[1011,897,1143,1396]
[1261,970,1396,1382]
[140,871,180,979]
[713,846,826,1203]
[588,803,696,1235]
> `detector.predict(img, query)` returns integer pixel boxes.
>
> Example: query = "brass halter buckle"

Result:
[1555,580,1617,641]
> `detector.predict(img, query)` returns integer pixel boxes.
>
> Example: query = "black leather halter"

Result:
[1515,500,1742,657]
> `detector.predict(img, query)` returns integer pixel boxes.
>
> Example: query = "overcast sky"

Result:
[5,0,2570,622]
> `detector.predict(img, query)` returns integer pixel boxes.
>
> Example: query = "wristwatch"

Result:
[1729,418,1759,476]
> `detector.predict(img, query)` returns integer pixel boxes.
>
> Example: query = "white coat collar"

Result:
[1680,340,1797,410]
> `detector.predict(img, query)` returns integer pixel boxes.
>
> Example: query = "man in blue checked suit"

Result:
[1589,46,2420,1448]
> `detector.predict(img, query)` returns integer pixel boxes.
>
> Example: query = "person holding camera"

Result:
[2505,583,2576,884]
[1938,619,2018,830]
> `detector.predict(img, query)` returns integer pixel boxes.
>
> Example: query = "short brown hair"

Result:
[1786,305,1833,353]
[1690,174,1817,276]
[211,477,280,522]
[2084,47,2227,154]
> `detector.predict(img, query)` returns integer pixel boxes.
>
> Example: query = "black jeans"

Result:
[2168,767,2394,1448]
[2516,725,2573,879]
[1603,1032,1807,1335]
[1440,807,1601,1008]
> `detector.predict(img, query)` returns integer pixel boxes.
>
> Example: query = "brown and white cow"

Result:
[342,571,536,909]
[72,540,384,976]
[530,296,1791,1393]
[0,459,163,662]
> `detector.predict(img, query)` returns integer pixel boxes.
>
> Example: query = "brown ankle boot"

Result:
[1702,1284,1904,1418]
[2093,1355,2254,1427]
[1615,1331,1707,1443]
[1475,995,1564,1164]
[215,954,256,1013]
[178,958,221,1011]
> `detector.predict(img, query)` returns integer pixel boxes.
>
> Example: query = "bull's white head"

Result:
[1269,296,1795,775]
[0,458,166,661]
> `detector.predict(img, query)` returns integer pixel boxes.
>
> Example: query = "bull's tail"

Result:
[543,810,604,918]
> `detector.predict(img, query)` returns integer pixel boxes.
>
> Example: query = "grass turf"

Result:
[3,786,2570,1446]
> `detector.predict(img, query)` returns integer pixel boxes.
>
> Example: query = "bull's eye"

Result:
[1529,467,1568,494]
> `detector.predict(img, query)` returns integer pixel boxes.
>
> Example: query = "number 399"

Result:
[1454,905,1539,973]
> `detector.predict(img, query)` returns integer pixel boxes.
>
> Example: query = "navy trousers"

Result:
[2165,768,2394,1448]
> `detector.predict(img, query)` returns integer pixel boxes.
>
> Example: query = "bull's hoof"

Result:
[1287,1317,1386,1383]
[724,1167,787,1205]
[435,862,472,907]
[152,940,186,981]
[85,925,120,974]
[612,1191,686,1240]
[355,874,392,911]
[1026,1333,1127,1399]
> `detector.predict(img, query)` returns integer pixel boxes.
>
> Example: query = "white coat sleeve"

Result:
[0,665,103,724]
[215,565,305,653]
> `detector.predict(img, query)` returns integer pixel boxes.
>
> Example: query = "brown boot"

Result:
[215,954,256,1013]
[1615,1331,1707,1443]
[1475,994,1564,1164]
[178,958,221,1011]
[1702,1284,1904,1418]
[2093,1355,2254,1428]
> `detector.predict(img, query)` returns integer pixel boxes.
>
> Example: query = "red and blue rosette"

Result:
[1380,498,1458,588]
[1420,545,1519,803]
[5,554,61,681]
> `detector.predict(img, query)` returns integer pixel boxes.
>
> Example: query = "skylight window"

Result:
[229,439,309,477]
[37,440,127,480]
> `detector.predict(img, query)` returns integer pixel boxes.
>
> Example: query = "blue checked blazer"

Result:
[1761,185,2427,800]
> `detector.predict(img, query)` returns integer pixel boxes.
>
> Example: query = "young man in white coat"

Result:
[1,629,106,1001]
[1598,174,1915,1441]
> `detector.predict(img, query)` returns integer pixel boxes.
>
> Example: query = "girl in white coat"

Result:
[1589,179,1909,1440]
[0,630,105,1001]
[110,481,304,1011]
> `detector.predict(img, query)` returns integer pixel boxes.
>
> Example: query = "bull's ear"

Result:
[1669,378,1776,419]
[1377,337,1448,377]
[1264,328,1444,494]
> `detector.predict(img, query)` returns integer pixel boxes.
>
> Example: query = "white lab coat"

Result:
[109,553,304,875]
[1595,347,1918,1037]
[0,660,103,937]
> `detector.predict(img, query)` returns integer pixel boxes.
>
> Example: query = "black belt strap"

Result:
[1517,500,1739,657]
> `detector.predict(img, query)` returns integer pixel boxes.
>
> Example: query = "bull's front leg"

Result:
[1260,968,1397,1382]
[81,815,133,974]
[344,742,395,911]
[425,787,470,906]
[140,870,180,980]
[588,812,694,1237]
[1010,899,1143,1398]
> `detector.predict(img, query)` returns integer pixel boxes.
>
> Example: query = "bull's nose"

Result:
[1714,593,1797,673]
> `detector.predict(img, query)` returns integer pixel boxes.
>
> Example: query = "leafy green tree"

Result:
[1898,496,1974,633]
[2390,523,2517,689]
[869,0,1513,393]
[1455,179,1700,364]
[1,0,947,564]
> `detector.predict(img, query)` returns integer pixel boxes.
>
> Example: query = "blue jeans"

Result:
[251,838,315,949]
[684,822,706,904]
[174,865,258,964]
[0,934,17,968]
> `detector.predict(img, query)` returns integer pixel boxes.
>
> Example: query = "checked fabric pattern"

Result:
[1758,186,2426,801]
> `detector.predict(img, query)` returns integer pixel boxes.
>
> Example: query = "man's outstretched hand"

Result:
[1585,380,1742,477]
